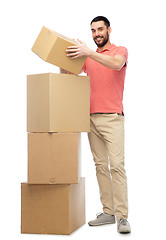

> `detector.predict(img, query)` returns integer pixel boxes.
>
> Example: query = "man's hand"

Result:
[66,39,91,59]
[66,39,126,71]
[60,68,77,75]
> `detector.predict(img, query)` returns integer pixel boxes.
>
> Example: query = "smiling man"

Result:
[65,16,131,234]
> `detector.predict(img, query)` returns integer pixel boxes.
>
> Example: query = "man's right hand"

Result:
[60,68,75,74]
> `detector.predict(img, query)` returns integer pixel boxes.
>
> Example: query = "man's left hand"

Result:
[66,39,91,59]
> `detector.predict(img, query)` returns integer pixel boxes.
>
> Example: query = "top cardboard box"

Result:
[32,26,87,74]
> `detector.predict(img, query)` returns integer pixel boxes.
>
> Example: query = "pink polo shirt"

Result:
[83,44,128,114]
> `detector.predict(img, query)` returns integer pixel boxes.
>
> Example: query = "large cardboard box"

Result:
[27,73,90,132]
[32,26,87,74]
[28,133,81,184]
[21,178,85,235]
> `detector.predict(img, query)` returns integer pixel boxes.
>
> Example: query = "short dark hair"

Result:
[91,16,110,28]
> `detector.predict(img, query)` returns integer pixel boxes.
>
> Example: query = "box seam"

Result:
[49,73,52,132]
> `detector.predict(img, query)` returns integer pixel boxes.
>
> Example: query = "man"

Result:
[64,16,131,234]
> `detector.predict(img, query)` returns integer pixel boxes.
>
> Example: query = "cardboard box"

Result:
[28,133,81,184]
[27,73,90,132]
[21,178,85,235]
[32,26,87,74]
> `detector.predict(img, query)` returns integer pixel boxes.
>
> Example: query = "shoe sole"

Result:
[88,220,116,226]
[118,229,131,234]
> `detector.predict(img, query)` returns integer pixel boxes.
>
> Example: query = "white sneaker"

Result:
[117,219,131,233]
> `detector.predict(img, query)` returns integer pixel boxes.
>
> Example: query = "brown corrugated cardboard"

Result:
[21,178,85,235]
[28,132,81,184]
[32,26,87,74]
[27,73,90,132]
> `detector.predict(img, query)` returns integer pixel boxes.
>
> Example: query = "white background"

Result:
[1,0,166,239]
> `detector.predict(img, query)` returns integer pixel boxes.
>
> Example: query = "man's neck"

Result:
[97,40,112,52]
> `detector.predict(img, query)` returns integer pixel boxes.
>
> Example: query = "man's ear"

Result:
[108,27,112,34]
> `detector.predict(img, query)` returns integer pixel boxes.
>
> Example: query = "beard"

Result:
[94,31,109,47]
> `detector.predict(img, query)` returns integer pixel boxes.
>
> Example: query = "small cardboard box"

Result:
[21,178,85,235]
[32,26,87,74]
[28,133,81,184]
[27,73,90,132]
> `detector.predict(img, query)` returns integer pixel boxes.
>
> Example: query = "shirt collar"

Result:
[96,44,115,53]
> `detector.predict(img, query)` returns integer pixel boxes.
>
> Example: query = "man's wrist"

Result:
[87,48,93,58]
[88,49,98,60]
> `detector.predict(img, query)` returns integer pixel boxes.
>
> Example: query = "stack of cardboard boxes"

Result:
[21,27,90,235]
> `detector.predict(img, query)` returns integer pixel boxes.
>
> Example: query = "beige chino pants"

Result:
[88,113,128,221]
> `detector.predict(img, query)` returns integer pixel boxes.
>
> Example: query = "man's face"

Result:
[91,21,111,48]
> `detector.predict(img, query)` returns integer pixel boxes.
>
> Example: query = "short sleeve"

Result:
[116,46,128,65]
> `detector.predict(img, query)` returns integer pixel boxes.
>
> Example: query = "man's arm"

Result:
[66,39,126,71]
